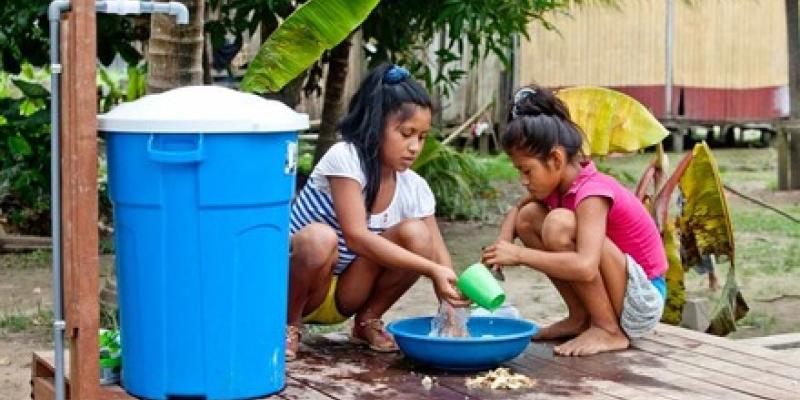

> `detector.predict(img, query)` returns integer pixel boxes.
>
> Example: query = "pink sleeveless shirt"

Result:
[543,162,667,279]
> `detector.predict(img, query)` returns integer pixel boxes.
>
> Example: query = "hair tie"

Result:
[511,87,537,119]
[383,65,410,84]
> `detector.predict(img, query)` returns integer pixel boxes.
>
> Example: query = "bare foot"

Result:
[554,326,629,356]
[533,316,589,340]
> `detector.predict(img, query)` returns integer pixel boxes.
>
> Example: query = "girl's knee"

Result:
[541,209,576,251]
[394,219,433,256]
[292,224,338,270]
[515,202,548,237]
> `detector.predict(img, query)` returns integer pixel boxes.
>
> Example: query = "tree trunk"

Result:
[314,34,353,164]
[147,0,205,93]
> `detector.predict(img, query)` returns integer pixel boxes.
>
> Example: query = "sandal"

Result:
[285,325,303,361]
[351,319,399,353]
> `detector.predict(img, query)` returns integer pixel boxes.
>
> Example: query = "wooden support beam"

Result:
[790,129,800,189]
[777,128,790,190]
[60,0,99,399]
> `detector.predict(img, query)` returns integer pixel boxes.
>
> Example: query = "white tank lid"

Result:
[98,85,309,133]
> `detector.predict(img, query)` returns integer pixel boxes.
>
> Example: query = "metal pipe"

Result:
[96,1,189,24]
[47,2,189,399]
[47,3,71,399]
[664,0,675,118]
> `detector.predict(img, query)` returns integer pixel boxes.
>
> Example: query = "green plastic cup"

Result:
[456,263,506,311]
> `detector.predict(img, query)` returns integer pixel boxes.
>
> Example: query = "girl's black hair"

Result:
[338,63,432,212]
[502,84,583,161]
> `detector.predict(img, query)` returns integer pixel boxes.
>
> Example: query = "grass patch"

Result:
[0,250,51,270]
[732,310,777,334]
[0,307,53,337]
[477,153,519,182]
[0,314,32,333]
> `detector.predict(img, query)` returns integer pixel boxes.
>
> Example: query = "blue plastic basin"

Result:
[386,316,538,371]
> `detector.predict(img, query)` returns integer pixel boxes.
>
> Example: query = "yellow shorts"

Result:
[302,276,349,325]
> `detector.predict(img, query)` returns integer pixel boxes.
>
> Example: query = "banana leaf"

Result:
[240,0,379,93]
[677,142,734,267]
[555,87,668,156]
[677,142,747,335]
[639,145,692,324]
[661,220,686,324]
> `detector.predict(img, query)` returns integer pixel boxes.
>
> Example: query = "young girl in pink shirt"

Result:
[482,86,667,356]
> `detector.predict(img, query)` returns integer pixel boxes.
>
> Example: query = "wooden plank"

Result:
[97,385,137,400]
[736,333,800,349]
[654,324,800,371]
[644,332,800,386]
[525,343,684,400]
[33,377,56,400]
[60,0,100,398]
[278,377,335,400]
[524,342,760,400]
[631,338,799,400]
[33,352,57,379]
[288,351,466,399]
[505,349,646,400]
[511,344,679,400]
[62,4,100,398]
[425,357,620,400]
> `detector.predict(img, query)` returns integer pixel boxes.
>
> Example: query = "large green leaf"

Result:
[556,86,668,156]
[241,0,380,93]
[676,142,746,335]
[11,79,49,99]
[678,142,734,266]
[661,220,686,325]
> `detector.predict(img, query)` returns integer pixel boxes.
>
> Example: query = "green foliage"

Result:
[0,314,32,333]
[412,135,495,219]
[0,1,49,73]
[1,63,139,234]
[241,0,381,92]
[1,0,146,72]
[97,63,147,113]
[363,1,575,96]
[206,0,296,56]
[0,68,52,235]
[297,152,315,176]
[477,153,519,182]
[0,306,52,336]
[594,162,638,187]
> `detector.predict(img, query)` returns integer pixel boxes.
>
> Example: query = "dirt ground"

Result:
[2,149,799,399]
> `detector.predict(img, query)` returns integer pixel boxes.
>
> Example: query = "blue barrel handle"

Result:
[147,134,204,163]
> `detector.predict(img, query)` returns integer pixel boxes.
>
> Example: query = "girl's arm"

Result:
[329,177,466,304]
[483,196,609,282]
[495,194,535,243]
[423,214,452,268]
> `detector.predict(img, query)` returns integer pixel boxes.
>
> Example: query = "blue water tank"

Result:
[98,86,308,400]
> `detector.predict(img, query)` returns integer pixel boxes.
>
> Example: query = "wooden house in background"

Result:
[517,1,788,123]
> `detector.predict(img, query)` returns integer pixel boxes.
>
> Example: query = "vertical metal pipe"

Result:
[47,2,71,399]
[45,3,188,399]
[665,0,675,118]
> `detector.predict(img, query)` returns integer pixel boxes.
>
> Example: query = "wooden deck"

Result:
[32,323,800,399]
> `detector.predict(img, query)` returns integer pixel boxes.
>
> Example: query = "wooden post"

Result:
[479,133,489,155]
[785,0,800,189]
[777,128,790,190]
[791,129,800,188]
[672,126,686,153]
[61,0,99,398]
